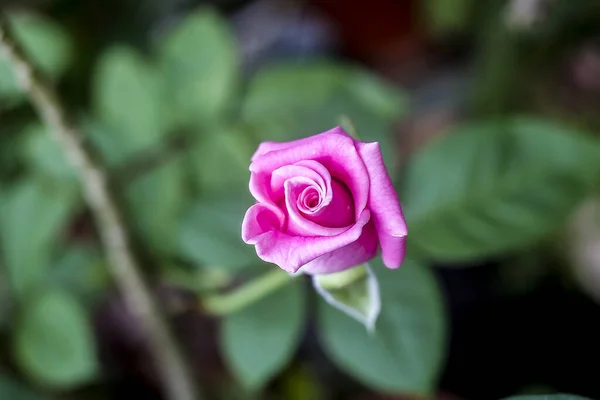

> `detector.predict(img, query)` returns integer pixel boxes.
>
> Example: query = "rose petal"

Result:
[356,142,407,269]
[284,178,351,237]
[251,210,372,273]
[241,203,286,244]
[270,160,331,204]
[299,220,379,275]
[298,179,354,228]
[249,131,369,220]
[251,126,350,161]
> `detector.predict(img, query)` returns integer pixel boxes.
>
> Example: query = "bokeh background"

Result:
[1,0,600,399]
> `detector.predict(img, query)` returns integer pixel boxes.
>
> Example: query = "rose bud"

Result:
[241,126,407,275]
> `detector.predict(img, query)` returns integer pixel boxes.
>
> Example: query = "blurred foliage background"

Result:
[1,0,600,399]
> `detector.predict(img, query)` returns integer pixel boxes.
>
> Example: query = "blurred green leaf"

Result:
[469,8,526,116]
[22,124,76,181]
[423,0,474,36]
[189,124,254,192]
[0,131,24,181]
[15,289,98,388]
[51,245,109,306]
[502,395,593,400]
[158,8,239,127]
[0,178,78,298]
[402,117,600,262]
[94,46,166,156]
[83,118,126,166]
[242,63,407,169]
[0,267,13,329]
[0,12,72,102]
[318,259,446,395]
[0,375,47,400]
[128,157,186,254]
[221,279,306,389]
[178,192,256,270]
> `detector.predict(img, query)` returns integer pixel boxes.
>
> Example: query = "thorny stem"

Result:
[0,16,201,400]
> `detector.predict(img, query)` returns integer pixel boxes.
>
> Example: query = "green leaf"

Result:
[242,63,407,170]
[189,124,255,192]
[469,8,526,116]
[158,8,239,127]
[128,157,186,254]
[15,289,98,388]
[0,178,78,298]
[22,124,76,181]
[501,395,593,400]
[221,279,306,389]
[178,192,257,270]
[93,46,166,157]
[402,117,600,262]
[318,259,446,395]
[51,245,109,306]
[0,267,13,330]
[0,12,72,102]
[0,375,47,400]
[0,127,25,180]
[83,118,127,166]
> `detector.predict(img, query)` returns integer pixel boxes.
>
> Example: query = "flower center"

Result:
[299,187,322,213]
[298,179,354,228]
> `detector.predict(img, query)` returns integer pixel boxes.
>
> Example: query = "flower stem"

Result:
[202,269,295,315]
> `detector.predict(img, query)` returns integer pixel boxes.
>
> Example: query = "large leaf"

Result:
[0,376,47,400]
[178,191,257,270]
[402,117,600,262]
[221,278,306,389]
[0,12,72,102]
[318,259,446,395]
[158,8,239,127]
[15,289,98,388]
[93,46,166,156]
[0,178,78,298]
[242,63,407,169]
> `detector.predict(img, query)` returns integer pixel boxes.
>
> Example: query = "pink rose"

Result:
[241,127,407,275]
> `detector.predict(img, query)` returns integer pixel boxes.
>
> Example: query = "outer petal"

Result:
[251,126,350,161]
[251,210,372,273]
[356,142,408,269]
[249,131,369,220]
[299,220,379,275]
[242,203,286,244]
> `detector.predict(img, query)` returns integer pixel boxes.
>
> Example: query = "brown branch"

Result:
[0,16,201,400]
